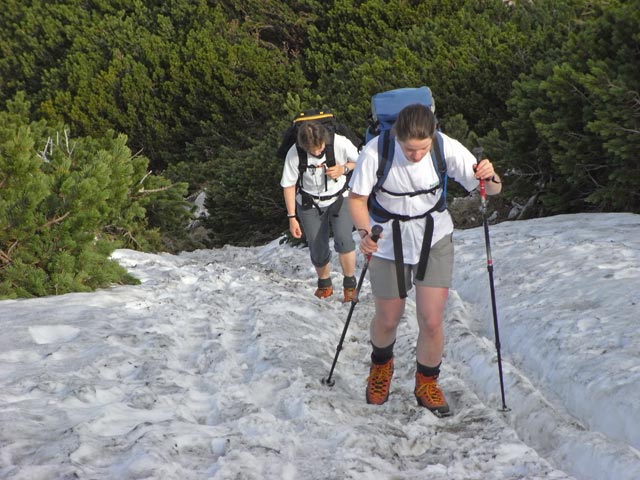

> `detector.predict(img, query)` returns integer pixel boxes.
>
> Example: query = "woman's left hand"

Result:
[474,159,496,181]
[325,164,345,180]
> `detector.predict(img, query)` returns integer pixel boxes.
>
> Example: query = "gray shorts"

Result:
[296,196,355,267]
[369,233,454,298]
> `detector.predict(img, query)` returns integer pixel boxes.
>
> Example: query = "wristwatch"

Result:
[344,165,350,175]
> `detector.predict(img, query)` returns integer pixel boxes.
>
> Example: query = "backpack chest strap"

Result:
[381,184,441,197]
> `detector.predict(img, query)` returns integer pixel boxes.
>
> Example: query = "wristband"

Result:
[357,228,369,239]
[490,176,502,184]
[287,213,297,219]
[344,165,350,175]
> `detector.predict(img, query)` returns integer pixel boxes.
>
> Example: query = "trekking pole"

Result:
[472,147,509,412]
[322,224,383,387]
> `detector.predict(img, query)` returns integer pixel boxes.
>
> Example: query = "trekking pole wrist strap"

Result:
[357,228,369,239]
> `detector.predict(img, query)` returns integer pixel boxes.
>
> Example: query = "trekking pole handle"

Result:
[472,147,487,207]
[370,225,383,243]
[363,225,383,262]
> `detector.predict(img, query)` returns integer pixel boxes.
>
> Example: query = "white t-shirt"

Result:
[349,133,479,264]
[280,134,359,209]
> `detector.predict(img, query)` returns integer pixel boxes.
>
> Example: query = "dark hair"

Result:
[297,122,330,152]
[392,104,437,142]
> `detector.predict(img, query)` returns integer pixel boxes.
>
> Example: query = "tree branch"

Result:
[39,211,71,230]
[0,239,19,265]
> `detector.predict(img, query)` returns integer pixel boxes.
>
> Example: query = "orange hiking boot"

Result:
[314,278,333,299]
[343,275,357,303]
[414,372,451,416]
[314,286,333,298]
[366,358,394,405]
[343,288,356,303]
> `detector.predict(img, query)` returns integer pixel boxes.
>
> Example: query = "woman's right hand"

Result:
[359,232,380,255]
[289,218,302,238]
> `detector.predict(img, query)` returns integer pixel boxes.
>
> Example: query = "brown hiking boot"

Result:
[366,358,394,405]
[314,286,333,298]
[414,372,450,416]
[343,287,356,303]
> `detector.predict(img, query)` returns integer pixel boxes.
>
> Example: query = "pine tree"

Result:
[0,93,189,298]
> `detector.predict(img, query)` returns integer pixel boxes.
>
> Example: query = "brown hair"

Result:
[297,122,331,152]
[392,104,437,142]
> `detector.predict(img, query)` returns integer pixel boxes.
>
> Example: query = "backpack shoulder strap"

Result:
[324,131,336,168]
[373,130,395,193]
[431,132,446,178]
[295,144,308,187]
[431,132,447,211]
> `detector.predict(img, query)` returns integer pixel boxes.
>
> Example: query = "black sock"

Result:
[317,277,332,288]
[417,361,441,377]
[371,340,395,365]
[343,275,356,289]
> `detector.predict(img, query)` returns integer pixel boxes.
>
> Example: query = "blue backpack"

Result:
[364,87,448,298]
[364,86,448,218]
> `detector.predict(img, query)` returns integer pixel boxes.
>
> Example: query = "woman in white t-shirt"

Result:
[281,122,360,302]
[349,104,502,415]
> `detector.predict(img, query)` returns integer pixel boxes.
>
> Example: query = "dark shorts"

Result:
[369,233,454,298]
[296,196,355,267]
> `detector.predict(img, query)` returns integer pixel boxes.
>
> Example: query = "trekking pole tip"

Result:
[321,377,335,387]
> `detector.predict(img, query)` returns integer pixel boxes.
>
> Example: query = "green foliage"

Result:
[499,0,639,214]
[1,0,312,253]
[0,93,189,298]
[203,132,287,247]
[302,0,532,135]
[0,1,89,95]
[1,0,638,265]
[9,0,310,176]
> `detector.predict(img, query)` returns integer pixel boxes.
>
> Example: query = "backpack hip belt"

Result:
[368,194,445,299]
[300,181,348,202]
